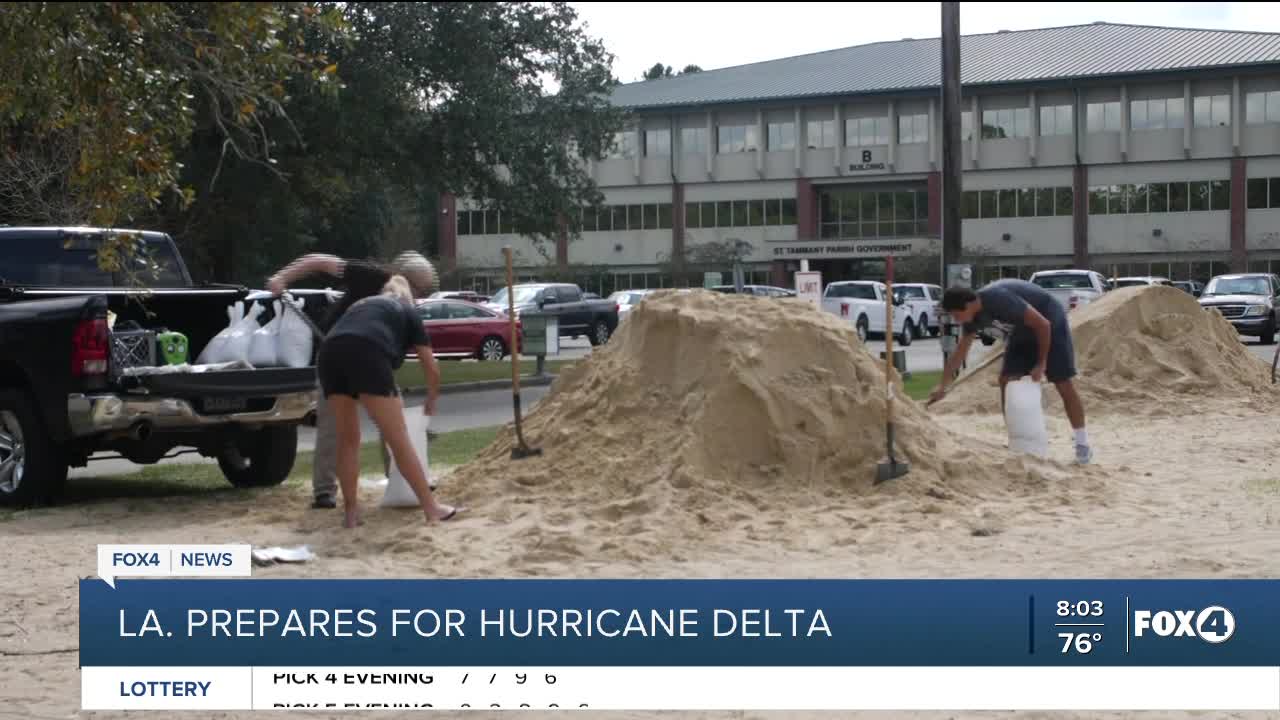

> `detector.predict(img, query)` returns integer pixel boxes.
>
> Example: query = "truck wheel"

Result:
[0,389,67,507]
[218,425,298,488]
[855,316,869,343]
[898,319,914,347]
[1263,318,1276,345]
[477,336,507,361]
[917,314,929,339]
[589,320,611,347]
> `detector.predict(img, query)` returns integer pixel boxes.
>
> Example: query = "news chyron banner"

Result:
[83,545,1280,711]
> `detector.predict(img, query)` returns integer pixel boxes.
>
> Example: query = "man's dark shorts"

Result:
[1000,307,1077,384]
[317,336,398,398]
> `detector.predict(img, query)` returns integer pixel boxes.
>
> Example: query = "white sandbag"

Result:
[276,295,315,368]
[1004,378,1048,458]
[248,300,283,368]
[195,303,241,365]
[218,302,265,367]
[381,413,430,508]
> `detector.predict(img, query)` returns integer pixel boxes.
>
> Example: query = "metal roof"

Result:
[609,23,1280,110]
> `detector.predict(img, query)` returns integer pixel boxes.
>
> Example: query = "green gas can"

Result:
[156,331,189,365]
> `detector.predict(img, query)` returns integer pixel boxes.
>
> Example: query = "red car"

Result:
[415,299,520,361]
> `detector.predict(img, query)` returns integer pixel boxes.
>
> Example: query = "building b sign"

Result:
[770,239,920,259]
[849,149,886,172]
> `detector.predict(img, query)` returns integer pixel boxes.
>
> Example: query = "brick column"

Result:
[770,260,788,287]
[556,214,569,269]
[927,171,941,236]
[1072,165,1089,269]
[1231,157,1247,272]
[796,177,817,241]
[437,193,457,272]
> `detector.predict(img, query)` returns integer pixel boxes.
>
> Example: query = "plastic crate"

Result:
[111,330,157,373]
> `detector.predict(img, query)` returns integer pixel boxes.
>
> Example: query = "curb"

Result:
[401,374,559,396]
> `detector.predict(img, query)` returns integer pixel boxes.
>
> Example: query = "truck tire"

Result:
[918,314,930,339]
[217,425,298,488]
[1263,317,1276,345]
[589,319,612,347]
[855,315,869,343]
[898,319,914,347]
[0,389,67,507]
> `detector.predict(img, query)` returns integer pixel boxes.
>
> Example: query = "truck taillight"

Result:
[840,303,849,317]
[614,303,620,314]
[1069,295,1079,310]
[72,317,110,377]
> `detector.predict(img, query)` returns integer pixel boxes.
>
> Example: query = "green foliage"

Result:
[643,63,673,80]
[0,2,343,228]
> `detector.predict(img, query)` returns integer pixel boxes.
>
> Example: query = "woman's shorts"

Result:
[317,336,397,398]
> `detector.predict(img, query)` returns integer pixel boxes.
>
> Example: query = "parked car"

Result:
[1111,276,1174,289]
[416,299,520,361]
[1198,273,1280,344]
[1028,269,1110,311]
[1172,280,1205,297]
[482,283,619,346]
[0,227,328,506]
[711,284,796,298]
[429,290,490,304]
[893,283,943,338]
[821,280,914,345]
[609,289,656,318]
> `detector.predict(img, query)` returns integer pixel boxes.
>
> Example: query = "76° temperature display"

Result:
[1055,600,1104,655]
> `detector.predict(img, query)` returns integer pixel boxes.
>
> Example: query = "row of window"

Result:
[1246,177,1280,210]
[612,92,1264,157]
[685,198,798,229]
[1087,181,1230,215]
[960,187,1075,219]
[818,189,930,240]
[456,200,803,235]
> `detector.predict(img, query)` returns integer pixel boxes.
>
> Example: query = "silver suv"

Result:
[1198,273,1280,344]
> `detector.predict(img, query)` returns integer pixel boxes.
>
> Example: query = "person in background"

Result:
[268,251,437,509]
[316,275,459,528]
[926,278,1093,465]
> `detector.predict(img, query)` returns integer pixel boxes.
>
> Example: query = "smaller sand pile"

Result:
[937,285,1277,416]
[448,290,1071,540]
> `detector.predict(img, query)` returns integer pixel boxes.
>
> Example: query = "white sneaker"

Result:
[1074,443,1093,465]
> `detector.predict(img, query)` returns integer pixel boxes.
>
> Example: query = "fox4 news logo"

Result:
[1133,606,1236,644]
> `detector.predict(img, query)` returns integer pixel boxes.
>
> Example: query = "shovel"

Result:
[875,257,909,484]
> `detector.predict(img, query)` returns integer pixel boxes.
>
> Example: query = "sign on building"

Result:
[769,238,921,260]
[794,271,822,310]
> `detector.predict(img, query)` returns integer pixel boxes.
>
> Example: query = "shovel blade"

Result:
[874,458,910,483]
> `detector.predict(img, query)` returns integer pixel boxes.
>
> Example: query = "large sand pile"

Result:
[449,291,1078,529]
[937,285,1277,416]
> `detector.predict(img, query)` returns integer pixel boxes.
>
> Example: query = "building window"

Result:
[962,190,980,219]
[1273,178,1280,209]
[1130,98,1184,130]
[716,201,732,227]
[456,211,470,236]
[732,200,750,227]
[898,113,928,144]
[1193,94,1231,127]
[608,131,637,158]
[685,202,701,229]
[767,122,795,151]
[1169,182,1189,212]
[1248,178,1268,209]
[1088,186,1109,215]
[1035,188,1054,217]
[845,116,889,147]
[644,129,671,157]
[1149,183,1168,213]
[1128,183,1148,214]
[681,127,708,155]
[1086,101,1121,132]
[1189,181,1210,211]
[806,119,836,148]
[657,203,674,230]
[1210,180,1230,211]
[1246,91,1280,125]
[781,198,797,225]
[1039,105,1073,136]
[1056,186,1074,216]
[818,189,927,238]
[981,107,1030,139]
[979,190,997,218]
[717,125,758,153]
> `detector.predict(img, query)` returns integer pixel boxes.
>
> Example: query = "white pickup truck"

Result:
[1028,269,1110,312]
[821,280,915,345]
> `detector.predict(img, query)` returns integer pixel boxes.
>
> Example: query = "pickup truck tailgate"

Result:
[121,367,317,398]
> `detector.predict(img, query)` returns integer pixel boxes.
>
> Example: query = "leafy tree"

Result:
[0,2,343,228]
[679,64,703,74]
[642,63,673,80]
[161,1,626,283]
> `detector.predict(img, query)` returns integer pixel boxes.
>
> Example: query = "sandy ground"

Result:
[2,401,1278,720]
[3,289,1278,719]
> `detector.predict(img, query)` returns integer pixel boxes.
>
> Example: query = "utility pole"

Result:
[939,1,964,376]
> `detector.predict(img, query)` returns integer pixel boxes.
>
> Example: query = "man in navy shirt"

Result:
[927,279,1093,464]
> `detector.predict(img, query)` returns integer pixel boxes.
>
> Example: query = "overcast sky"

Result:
[568,2,1276,84]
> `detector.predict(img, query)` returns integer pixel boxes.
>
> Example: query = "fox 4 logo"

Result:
[1133,606,1236,644]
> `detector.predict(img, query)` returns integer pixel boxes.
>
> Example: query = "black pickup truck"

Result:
[0,226,332,506]
[481,283,619,346]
